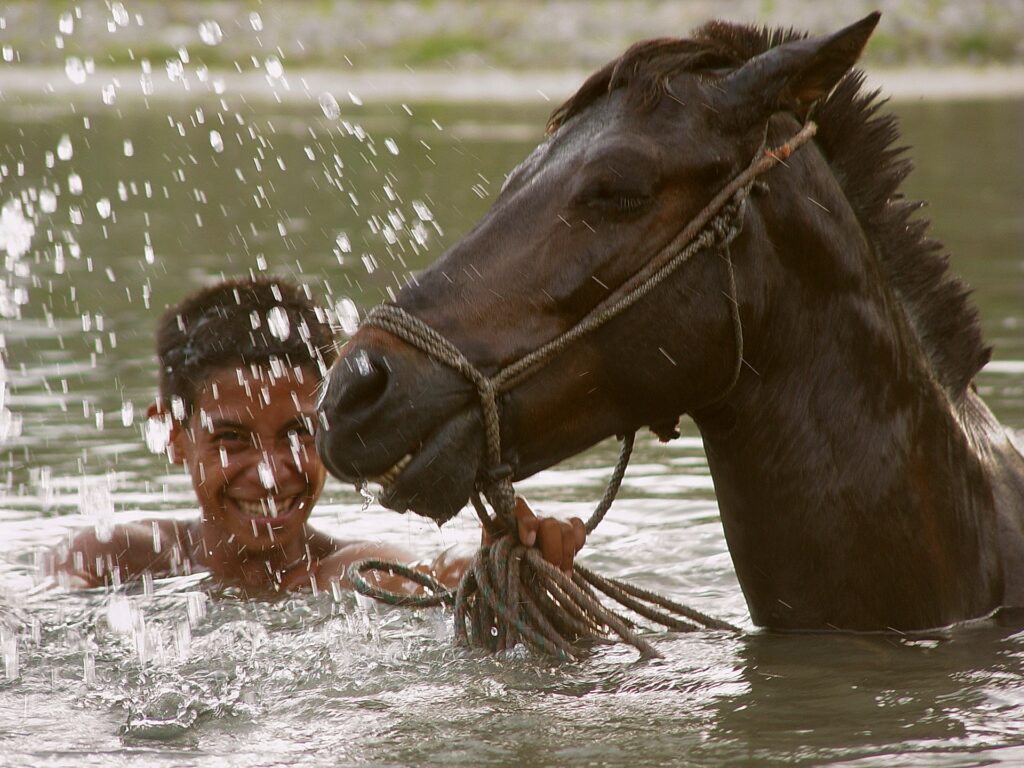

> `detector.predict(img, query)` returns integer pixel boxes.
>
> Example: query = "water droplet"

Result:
[69,206,83,225]
[121,400,134,426]
[384,138,399,155]
[39,189,57,213]
[355,350,371,377]
[257,460,275,489]
[209,129,224,153]
[123,138,134,157]
[64,57,86,84]
[67,173,83,195]
[318,92,340,120]
[3,635,18,680]
[165,58,184,83]
[101,83,116,105]
[143,415,169,452]
[348,91,363,106]
[249,12,263,31]
[95,198,111,219]
[265,56,283,79]
[144,244,155,263]
[57,134,73,161]
[266,306,290,340]
[80,475,115,543]
[111,3,129,27]
[335,298,359,336]
[58,12,74,35]
[1,46,13,63]
[198,20,223,46]
[335,232,351,253]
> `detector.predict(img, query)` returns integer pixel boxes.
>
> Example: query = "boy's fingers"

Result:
[514,496,538,547]
[538,518,562,569]
[561,521,576,573]
[570,517,586,553]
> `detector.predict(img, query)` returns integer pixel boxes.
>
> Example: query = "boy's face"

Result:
[170,363,326,554]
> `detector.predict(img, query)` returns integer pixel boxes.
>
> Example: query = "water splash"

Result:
[79,474,116,543]
[0,198,35,260]
[319,92,341,120]
[266,306,290,340]
[57,134,73,161]
[143,413,171,454]
[197,20,223,46]
[64,57,86,84]
[257,460,275,490]
[110,3,130,28]
[335,298,359,336]
[265,56,284,80]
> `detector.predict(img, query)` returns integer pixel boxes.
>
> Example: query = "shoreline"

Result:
[2,65,1024,106]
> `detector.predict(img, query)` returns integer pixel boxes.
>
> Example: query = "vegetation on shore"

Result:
[1,0,1022,72]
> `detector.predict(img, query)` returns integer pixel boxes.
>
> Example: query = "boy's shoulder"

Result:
[55,518,197,587]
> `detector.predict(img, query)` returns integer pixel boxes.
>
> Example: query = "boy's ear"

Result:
[146,402,185,465]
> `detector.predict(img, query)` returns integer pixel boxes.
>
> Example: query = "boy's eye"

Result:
[213,430,248,445]
[289,418,316,438]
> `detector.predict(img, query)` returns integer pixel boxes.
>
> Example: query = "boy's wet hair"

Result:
[156,277,337,417]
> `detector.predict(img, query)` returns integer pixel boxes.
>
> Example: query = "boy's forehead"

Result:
[194,363,320,410]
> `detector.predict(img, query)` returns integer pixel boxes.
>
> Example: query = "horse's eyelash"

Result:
[616,196,648,211]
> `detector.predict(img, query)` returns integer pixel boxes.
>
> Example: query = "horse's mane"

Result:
[547,21,991,400]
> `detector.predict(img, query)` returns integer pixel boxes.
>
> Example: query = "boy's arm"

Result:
[52,520,190,587]
[312,497,586,595]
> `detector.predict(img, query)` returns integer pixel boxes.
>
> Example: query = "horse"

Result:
[316,13,1024,633]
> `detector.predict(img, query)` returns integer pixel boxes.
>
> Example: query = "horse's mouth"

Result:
[321,408,483,524]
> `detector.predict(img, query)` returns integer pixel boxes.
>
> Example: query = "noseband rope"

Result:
[348,122,818,659]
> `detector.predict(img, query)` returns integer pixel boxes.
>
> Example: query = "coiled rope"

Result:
[347,122,818,660]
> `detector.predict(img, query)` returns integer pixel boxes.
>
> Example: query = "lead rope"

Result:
[347,122,818,659]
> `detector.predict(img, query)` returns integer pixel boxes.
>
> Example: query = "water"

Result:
[0,88,1022,765]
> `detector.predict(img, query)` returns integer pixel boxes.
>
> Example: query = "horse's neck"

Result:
[694,159,1002,631]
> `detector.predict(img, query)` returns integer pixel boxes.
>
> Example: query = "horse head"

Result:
[316,15,880,522]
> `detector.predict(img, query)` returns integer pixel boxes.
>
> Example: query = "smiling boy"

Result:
[55,277,583,593]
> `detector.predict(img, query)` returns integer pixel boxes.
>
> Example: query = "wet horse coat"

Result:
[317,14,1024,632]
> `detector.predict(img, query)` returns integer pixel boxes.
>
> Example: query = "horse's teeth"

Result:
[369,453,414,486]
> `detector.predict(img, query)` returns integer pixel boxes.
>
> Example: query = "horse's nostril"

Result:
[331,353,389,416]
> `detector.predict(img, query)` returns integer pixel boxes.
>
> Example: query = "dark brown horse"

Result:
[316,14,1024,632]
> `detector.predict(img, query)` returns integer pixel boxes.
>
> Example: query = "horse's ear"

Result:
[721,12,880,120]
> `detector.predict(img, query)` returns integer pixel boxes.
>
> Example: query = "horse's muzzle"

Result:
[315,327,484,522]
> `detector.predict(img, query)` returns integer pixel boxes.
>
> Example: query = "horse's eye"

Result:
[576,187,651,214]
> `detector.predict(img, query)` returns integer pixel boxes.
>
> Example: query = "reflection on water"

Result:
[0,88,1022,765]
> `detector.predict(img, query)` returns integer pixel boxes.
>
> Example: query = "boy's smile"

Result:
[171,363,326,565]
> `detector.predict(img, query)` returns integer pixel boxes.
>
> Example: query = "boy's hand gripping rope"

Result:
[346,123,818,659]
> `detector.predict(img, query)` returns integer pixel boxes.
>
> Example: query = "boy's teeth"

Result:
[235,497,296,517]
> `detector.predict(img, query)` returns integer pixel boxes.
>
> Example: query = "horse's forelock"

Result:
[546,21,808,135]
[545,37,739,134]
